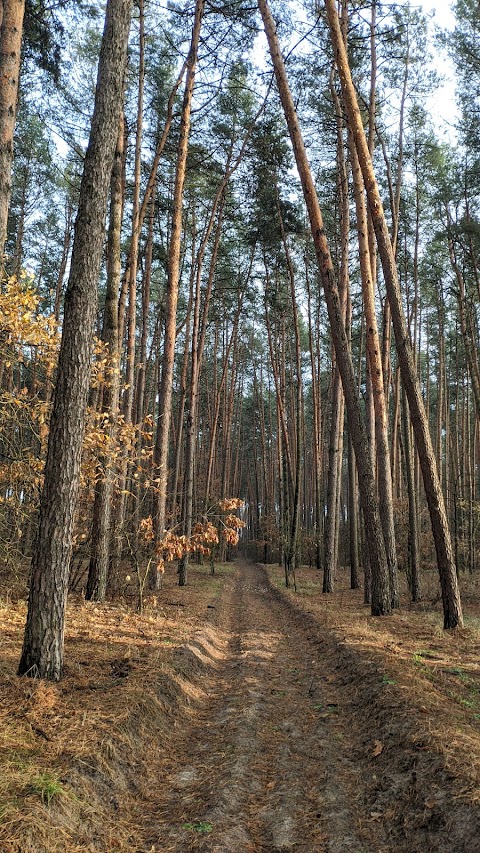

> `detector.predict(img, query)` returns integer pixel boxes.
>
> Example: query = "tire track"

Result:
[142,561,383,852]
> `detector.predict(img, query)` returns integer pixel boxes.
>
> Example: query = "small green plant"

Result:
[182,820,213,834]
[458,696,476,709]
[451,667,470,684]
[30,772,64,806]
[382,675,396,686]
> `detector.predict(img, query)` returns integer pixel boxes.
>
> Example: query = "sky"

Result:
[418,0,455,28]
[418,0,458,139]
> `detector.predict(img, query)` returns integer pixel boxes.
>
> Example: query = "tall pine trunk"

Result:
[0,0,25,266]
[324,0,463,628]
[348,129,399,608]
[86,115,125,601]
[258,0,391,616]
[154,0,205,555]
[18,0,133,680]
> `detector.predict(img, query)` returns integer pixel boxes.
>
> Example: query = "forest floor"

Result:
[1,558,480,852]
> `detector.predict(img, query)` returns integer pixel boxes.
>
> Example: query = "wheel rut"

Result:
[142,561,385,852]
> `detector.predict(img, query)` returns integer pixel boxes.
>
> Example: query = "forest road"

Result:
[141,559,394,853]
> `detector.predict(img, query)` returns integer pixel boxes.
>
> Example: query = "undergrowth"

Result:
[0,561,234,852]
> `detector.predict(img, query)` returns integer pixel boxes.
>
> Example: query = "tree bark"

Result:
[86,115,125,602]
[178,201,224,586]
[204,294,245,512]
[18,0,133,680]
[123,0,144,426]
[324,0,463,628]
[348,129,399,608]
[154,0,205,551]
[0,0,25,266]
[258,0,391,616]
[324,73,348,594]
[277,194,302,591]
[110,3,146,566]
[401,387,421,601]
[305,257,323,574]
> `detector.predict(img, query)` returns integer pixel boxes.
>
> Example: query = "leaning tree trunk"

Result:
[258,0,391,616]
[18,0,133,680]
[0,0,25,267]
[324,0,463,629]
[348,129,399,609]
[324,74,348,595]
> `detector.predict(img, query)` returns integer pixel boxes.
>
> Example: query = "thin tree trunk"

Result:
[86,116,125,601]
[170,258,194,525]
[154,0,205,554]
[401,387,420,601]
[277,194,302,591]
[448,227,480,423]
[0,0,25,266]
[305,256,323,574]
[324,72,348,594]
[118,60,189,318]
[178,202,225,586]
[258,0,390,616]
[111,0,145,559]
[324,0,463,628]
[53,199,74,322]
[324,364,342,592]
[265,286,294,493]
[131,188,154,537]
[348,128,399,608]
[135,190,154,429]
[204,295,244,510]
[125,0,144,425]
[347,431,360,588]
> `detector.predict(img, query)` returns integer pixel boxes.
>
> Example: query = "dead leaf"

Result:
[425,798,437,809]
[372,739,384,757]
[266,781,275,789]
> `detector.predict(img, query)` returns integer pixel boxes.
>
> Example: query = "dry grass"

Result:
[0,561,235,853]
[2,555,480,851]
[266,563,480,805]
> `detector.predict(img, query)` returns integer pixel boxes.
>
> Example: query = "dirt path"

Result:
[141,561,389,852]
[3,559,478,852]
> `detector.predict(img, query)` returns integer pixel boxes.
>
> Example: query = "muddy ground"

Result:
[1,558,479,851]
